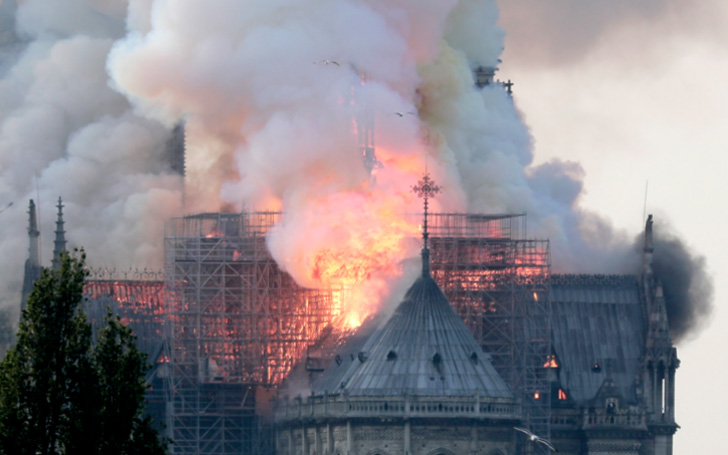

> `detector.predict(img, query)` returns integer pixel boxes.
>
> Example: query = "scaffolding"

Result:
[427,213,552,451]
[163,212,341,455]
[83,275,169,434]
[84,277,166,357]
[158,210,550,454]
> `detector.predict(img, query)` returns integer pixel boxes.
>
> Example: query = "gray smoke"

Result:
[0,0,714,341]
[0,0,183,317]
[642,218,714,344]
[494,0,717,341]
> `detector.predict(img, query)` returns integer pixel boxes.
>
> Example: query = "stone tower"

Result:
[51,197,67,269]
[21,199,42,310]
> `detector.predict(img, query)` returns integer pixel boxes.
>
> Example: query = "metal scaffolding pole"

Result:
[163,212,341,455]
[87,211,552,454]
[428,213,552,451]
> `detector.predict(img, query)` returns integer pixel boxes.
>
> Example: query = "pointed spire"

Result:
[22,199,42,310]
[52,197,67,269]
[643,214,654,281]
[411,172,441,277]
[27,200,40,267]
[647,283,673,349]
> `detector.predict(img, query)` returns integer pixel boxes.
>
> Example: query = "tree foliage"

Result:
[0,250,168,455]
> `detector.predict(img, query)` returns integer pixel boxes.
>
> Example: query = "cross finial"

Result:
[411,173,440,277]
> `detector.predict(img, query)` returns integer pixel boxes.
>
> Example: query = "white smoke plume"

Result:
[0,0,183,317]
[1,0,660,324]
[106,0,640,321]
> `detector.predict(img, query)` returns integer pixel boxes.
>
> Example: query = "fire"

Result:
[268,188,421,331]
[345,313,362,330]
[544,354,559,368]
[309,230,407,286]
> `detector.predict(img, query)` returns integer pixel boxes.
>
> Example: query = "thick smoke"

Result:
[0,0,183,316]
[495,0,718,341]
[0,0,709,334]
[644,218,714,344]
[110,0,618,318]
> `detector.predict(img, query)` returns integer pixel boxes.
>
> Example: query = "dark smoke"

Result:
[639,218,714,344]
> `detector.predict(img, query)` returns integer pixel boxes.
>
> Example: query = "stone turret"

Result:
[51,197,67,269]
[640,216,679,455]
[21,199,42,310]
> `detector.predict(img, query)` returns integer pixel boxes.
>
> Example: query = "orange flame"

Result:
[269,187,421,330]
[544,354,559,368]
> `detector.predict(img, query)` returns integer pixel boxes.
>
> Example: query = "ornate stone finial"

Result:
[411,173,441,277]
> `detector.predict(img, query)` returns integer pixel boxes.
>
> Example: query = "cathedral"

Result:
[17,193,680,455]
[12,54,680,455]
[274,207,679,455]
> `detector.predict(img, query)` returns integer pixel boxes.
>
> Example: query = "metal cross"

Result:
[411,173,441,250]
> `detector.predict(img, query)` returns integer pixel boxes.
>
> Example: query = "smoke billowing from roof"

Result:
[107,0,635,309]
[644,218,714,344]
[0,1,714,339]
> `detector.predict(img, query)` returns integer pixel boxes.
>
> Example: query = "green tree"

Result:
[0,250,168,455]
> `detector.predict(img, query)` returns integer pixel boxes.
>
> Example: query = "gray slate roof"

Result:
[550,274,645,404]
[313,271,512,398]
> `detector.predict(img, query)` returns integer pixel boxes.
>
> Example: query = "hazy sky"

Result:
[497,0,728,452]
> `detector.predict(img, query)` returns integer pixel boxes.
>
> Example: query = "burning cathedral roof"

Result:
[310,173,512,399]
[311,268,513,399]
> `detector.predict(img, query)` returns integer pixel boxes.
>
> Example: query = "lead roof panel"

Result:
[550,275,645,404]
[313,274,512,399]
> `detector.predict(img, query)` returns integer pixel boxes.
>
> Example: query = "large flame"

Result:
[268,188,421,329]
[308,201,417,286]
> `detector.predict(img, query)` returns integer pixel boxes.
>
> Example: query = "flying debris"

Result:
[313,59,340,66]
[514,426,557,452]
[393,111,416,117]
[0,202,12,214]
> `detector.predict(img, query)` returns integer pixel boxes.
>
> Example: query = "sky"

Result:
[0,0,724,452]
[497,0,728,452]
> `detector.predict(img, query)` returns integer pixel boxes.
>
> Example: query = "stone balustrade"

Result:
[583,410,646,429]
[275,394,521,423]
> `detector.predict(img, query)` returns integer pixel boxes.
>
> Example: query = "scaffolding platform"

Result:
[164,212,341,454]
[92,210,554,454]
